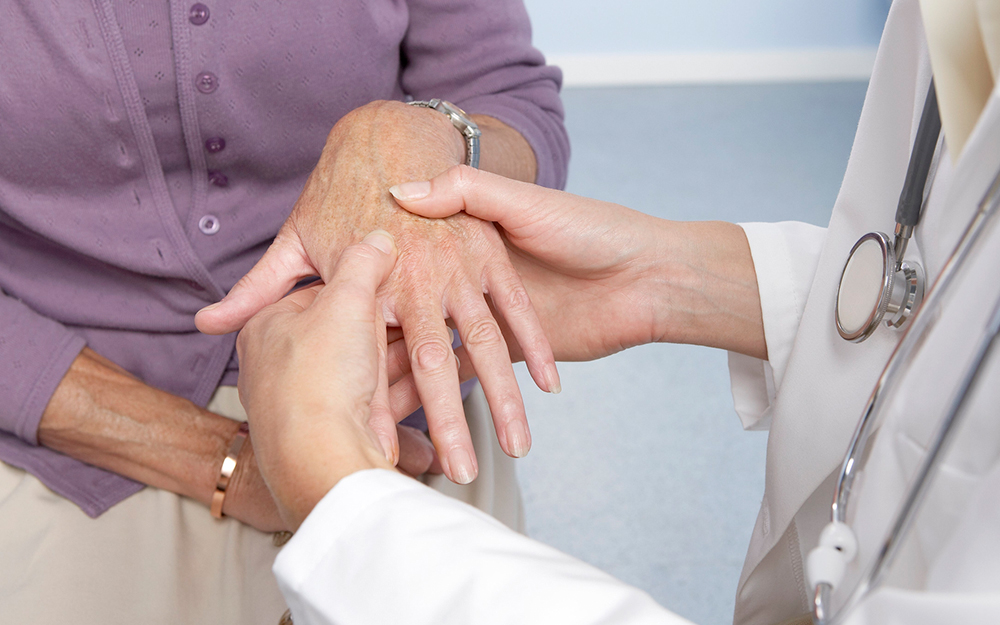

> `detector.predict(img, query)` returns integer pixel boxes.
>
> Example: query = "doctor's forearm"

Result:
[651,220,767,360]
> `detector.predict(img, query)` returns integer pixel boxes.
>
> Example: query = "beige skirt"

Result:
[0,383,522,625]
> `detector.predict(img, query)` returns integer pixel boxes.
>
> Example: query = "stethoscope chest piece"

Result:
[836,232,924,342]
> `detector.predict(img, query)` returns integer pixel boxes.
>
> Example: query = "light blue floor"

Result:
[514,82,869,625]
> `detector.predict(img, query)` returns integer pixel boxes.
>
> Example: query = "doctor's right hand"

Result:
[235,232,400,530]
[391,166,767,362]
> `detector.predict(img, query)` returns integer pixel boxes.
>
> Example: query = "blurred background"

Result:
[510,2,892,624]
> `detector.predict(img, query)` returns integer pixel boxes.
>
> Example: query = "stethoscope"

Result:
[835,82,942,342]
[807,80,1000,624]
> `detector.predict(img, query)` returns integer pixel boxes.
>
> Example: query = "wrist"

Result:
[276,431,394,530]
[650,220,766,357]
[408,99,480,168]
[252,399,395,530]
[335,100,466,173]
[626,216,682,346]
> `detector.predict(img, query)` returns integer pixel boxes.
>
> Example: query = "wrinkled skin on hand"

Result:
[197,101,557,485]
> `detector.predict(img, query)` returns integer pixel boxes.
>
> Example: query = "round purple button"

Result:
[205,137,226,153]
[198,214,221,235]
[189,3,210,25]
[195,72,218,94]
[208,171,229,187]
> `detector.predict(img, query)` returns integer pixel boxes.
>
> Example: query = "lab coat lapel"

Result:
[737,0,929,600]
[840,90,1000,621]
[738,2,1000,615]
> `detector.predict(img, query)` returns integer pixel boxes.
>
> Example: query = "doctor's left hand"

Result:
[235,231,400,530]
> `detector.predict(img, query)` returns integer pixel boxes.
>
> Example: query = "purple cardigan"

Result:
[0,0,568,516]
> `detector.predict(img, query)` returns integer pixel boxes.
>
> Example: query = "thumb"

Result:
[313,230,398,316]
[196,229,314,335]
[390,165,556,232]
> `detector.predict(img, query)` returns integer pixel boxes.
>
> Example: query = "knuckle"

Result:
[462,317,503,349]
[238,313,265,342]
[411,338,453,371]
[397,251,430,277]
[497,281,532,316]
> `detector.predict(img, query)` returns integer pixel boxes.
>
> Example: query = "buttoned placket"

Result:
[91,0,235,406]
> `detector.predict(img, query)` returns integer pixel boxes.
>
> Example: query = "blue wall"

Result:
[523,0,892,56]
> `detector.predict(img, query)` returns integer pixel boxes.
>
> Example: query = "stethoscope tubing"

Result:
[816,168,1000,625]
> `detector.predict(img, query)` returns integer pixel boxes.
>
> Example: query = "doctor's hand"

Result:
[235,232,401,531]
[197,101,557,484]
[392,166,767,362]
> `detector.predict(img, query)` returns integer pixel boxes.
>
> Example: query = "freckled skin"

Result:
[287,100,507,320]
[265,100,552,480]
[195,98,552,482]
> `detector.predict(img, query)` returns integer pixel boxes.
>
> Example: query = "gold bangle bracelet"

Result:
[210,421,249,519]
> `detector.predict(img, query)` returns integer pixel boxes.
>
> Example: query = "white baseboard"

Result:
[548,48,877,87]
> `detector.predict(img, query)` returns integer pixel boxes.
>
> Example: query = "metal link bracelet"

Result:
[407,99,481,168]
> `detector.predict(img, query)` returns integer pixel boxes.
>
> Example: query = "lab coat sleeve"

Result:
[273,469,692,625]
[728,221,827,431]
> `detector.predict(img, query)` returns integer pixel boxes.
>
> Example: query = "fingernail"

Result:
[505,421,531,458]
[363,230,395,254]
[378,434,399,466]
[546,363,562,394]
[447,448,477,485]
[198,302,221,314]
[446,327,455,345]
[389,181,431,202]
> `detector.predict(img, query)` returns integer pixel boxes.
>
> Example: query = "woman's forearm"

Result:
[472,115,538,184]
[37,347,237,506]
[651,220,768,360]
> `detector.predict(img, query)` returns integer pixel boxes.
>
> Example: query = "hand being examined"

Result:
[197,101,559,485]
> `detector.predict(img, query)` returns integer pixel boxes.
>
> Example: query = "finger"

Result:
[486,264,560,394]
[389,342,475,423]
[387,330,457,419]
[387,327,405,343]
[398,302,477,485]
[312,231,398,320]
[386,327,455,385]
[388,373,421,422]
[448,290,531,459]
[234,282,325,367]
[196,229,315,335]
[452,345,478,382]
[396,425,436,477]
[367,308,398,465]
[386,336,410,385]
[390,164,560,230]
[247,282,324,322]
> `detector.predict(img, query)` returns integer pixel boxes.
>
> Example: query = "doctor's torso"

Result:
[733,1,1000,623]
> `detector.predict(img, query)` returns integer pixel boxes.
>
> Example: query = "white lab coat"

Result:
[272,1,1000,623]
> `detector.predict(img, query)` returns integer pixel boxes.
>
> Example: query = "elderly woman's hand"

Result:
[392,166,768,363]
[197,101,558,485]
[234,233,401,530]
